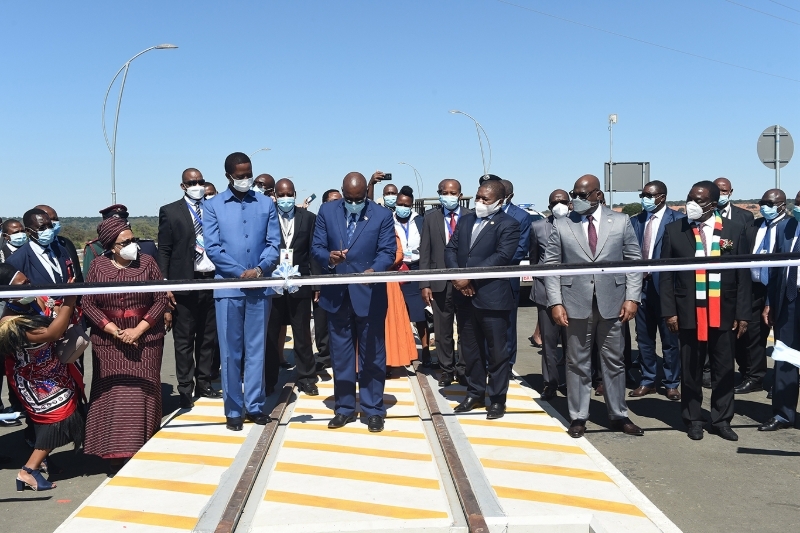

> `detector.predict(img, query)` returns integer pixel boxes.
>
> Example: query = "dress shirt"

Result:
[395,212,421,263]
[750,214,784,282]
[7,243,18,254]
[719,204,732,220]
[279,207,296,248]
[693,220,715,256]
[643,208,664,260]
[442,207,460,244]
[789,222,800,288]
[185,197,215,273]
[29,239,62,282]
[581,211,602,243]
[471,211,497,241]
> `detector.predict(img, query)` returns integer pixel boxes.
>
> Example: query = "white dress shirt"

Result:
[185,198,216,273]
[790,222,800,288]
[279,208,296,248]
[442,207,460,244]
[719,203,732,220]
[581,211,602,243]
[643,209,664,260]
[395,212,421,263]
[751,214,784,282]
[29,240,62,282]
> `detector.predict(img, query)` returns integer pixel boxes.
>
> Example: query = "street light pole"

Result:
[449,110,492,178]
[249,147,271,158]
[398,161,423,197]
[608,113,617,208]
[103,44,178,204]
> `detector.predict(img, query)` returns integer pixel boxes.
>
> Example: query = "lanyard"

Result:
[280,215,293,244]
[188,202,202,224]
[401,221,410,246]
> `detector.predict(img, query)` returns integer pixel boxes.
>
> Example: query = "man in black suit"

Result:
[660,180,751,441]
[420,178,470,386]
[35,205,83,283]
[266,178,321,396]
[714,177,754,227]
[446,180,520,419]
[734,189,786,395]
[158,168,221,408]
[7,208,77,285]
[1,219,27,262]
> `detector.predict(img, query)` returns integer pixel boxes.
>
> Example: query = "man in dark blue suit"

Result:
[446,180,520,419]
[7,208,77,285]
[760,191,800,432]
[311,173,396,432]
[629,180,685,400]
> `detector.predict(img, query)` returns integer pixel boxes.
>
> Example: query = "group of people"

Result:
[1,156,798,492]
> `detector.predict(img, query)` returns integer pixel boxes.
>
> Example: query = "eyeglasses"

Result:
[114,237,140,247]
[549,200,570,207]
[184,179,206,187]
[758,200,784,208]
[639,192,665,199]
[569,189,598,200]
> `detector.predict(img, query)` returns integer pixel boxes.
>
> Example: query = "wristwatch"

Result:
[254,266,263,278]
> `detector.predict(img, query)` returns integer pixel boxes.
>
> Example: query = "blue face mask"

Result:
[641,197,658,212]
[793,206,800,222]
[52,221,61,236]
[36,228,55,247]
[345,199,366,216]
[760,205,780,221]
[277,197,296,213]
[717,194,730,207]
[395,206,412,219]
[439,194,460,211]
[383,195,397,208]
[8,232,28,247]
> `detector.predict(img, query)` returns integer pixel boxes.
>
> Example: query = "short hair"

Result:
[322,189,340,203]
[500,179,514,195]
[224,152,251,174]
[2,219,20,233]
[480,180,506,200]
[646,180,667,196]
[398,185,414,201]
[22,208,48,228]
[693,180,720,202]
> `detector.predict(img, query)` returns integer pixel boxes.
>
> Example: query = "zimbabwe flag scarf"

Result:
[692,212,723,341]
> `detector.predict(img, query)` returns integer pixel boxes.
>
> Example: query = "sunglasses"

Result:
[569,189,598,200]
[758,200,784,208]
[114,237,140,248]
[639,192,665,199]
[344,197,366,204]
[184,179,206,187]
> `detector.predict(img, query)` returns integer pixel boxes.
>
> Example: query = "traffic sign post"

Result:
[757,125,794,190]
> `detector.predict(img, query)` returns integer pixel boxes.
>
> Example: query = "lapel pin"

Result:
[364,216,369,221]
[490,221,495,225]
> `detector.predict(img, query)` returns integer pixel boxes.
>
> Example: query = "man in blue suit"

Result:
[447,180,520,419]
[760,190,800,432]
[7,208,78,285]
[311,172,396,432]
[629,180,685,400]
[204,152,280,432]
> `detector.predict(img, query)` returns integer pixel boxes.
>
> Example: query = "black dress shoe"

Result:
[297,382,319,396]
[226,417,243,431]
[196,386,222,399]
[734,378,763,394]
[438,372,454,387]
[758,417,793,432]
[328,413,357,429]
[557,384,568,396]
[687,425,704,440]
[708,425,738,441]
[367,415,384,432]
[486,403,505,420]
[454,396,481,413]
[280,361,294,370]
[540,385,557,401]
[179,395,194,409]
[246,413,272,425]
[567,419,586,438]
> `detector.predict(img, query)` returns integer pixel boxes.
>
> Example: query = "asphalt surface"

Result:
[1,306,799,533]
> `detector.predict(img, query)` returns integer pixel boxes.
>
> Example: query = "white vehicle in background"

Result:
[516,204,544,301]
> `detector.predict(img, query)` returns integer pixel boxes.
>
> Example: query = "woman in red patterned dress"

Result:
[82,217,168,469]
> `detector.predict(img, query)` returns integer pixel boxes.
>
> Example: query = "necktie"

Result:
[642,213,655,260]
[346,213,358,246]
[45,247,63,283]
[753,224,772,286]
[470,218,486,247]
[192,201,204,260]
[787,234,800,301]
[587,215,597,256]
[448,212,457,242]
[698,222,708,255]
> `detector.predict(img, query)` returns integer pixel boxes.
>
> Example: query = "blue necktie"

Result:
[346,213,358,247]
[45,247,63,283]
[754,227,772,286]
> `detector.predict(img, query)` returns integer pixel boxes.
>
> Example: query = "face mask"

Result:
[277,197,296,213]
[571,197,595,215]
[685,201,708,221]
[439,194,460,211]
[793,206,800,222]
[8,232,28,247]
[760,205,780,221]
[551,203,569,219]
[641,197,659,213]
[717,194,730,207]
[185,185,205,200]
[395,206,412,219]
[475,199,502,219]
[16,296,36,306]
[205,194,216,200]
[119,243,139,261]
[231,176,255,192]
[35,228,55,247]
[52,221,61,236]
[383,195,397,208]
[345,199,366,216]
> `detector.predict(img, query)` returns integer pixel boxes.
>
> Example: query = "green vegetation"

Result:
[621,202,643,216]
[0,216,159,246]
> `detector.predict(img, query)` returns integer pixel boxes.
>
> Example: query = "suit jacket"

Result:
[311,199,396,317]
[1,243,16,264]
[444,210,520,311]
[504,203,532,264]
[544,205,642,320]
[56,236,83,283]
[6,240,76,286]
[659,216,751,329]
[741,215,784,315]
[723,204,755,227]
[528,215,556,306]
[276,207,322,299]
[767,217,799,321]
[419,206,471,292]
[158,197,204,282]
[630,207,686,295]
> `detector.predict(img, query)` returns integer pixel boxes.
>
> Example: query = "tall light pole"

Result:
[249,147,271,158]
[449,110,492,178]
[608,113,617,208]
[103,44,178,204]
[398,161,423,197]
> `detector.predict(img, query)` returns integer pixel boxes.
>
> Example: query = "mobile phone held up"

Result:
[381,173,392,181]
[305,193,317,205]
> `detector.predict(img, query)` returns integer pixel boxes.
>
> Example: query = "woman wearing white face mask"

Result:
[82,217,169,471]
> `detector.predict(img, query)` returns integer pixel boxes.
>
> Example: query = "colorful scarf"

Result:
[692,212,722,341]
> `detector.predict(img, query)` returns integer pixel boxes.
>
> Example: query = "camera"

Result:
[382,173,392,181]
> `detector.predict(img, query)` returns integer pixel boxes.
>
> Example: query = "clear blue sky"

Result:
[1,0,798,217]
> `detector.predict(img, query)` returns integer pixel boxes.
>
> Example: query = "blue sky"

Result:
[1,0,798,217]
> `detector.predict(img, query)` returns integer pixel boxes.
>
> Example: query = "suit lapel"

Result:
[28,246,52,282]
[566,212,593,259]
[469,215,495,251]
[335,201,349,250]
[593,206,612,258]
[347,201,374,249]
[653,208,672,249]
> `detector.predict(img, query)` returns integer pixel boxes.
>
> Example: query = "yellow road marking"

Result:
[481,459,611,482]
[282,440,432,461]
[288,423,424,439]
[315,383,412,394]
[173,414,227,424]
[133,451,233,467]
[292,407,418,420]
[193,399,223,406]
[275,462,439,489]
[264,490,449,519]
[75,506,198,530]
[154,431,246,445]
[493,486,646,517]
[459,418,563,433]
[468,436,585,455]
[108,476,218,495]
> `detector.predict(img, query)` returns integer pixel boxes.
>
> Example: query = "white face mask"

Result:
[231,176,255,192]
[474,199,502,219]
[551,203,569,219]
[119,243,139,261]
[185,185,205,200]
[685,201,707,221]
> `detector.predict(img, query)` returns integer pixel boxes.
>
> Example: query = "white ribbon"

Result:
[271,262,300,295]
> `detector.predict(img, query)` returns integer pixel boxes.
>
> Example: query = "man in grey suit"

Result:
[544,174,644,438]
[529,189,570,401]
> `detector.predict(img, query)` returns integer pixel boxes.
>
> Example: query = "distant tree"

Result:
[621,202,642,217]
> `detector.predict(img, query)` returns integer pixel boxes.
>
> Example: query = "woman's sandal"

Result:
[16,466,56,491]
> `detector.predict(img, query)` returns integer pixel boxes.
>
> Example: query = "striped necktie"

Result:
[346,213,358,247]
[192,201,203,260]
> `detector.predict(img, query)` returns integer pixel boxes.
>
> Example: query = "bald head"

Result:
[182,168,202,181]
[548,189,569,209]
[762,188,786,204]
[275,178,296,198]
[254,174,275,190]
[438,179,462,195]
[342,172,368,201]
[34,204,57,221]
[574,174,600,191]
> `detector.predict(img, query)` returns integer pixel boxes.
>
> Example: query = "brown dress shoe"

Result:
[594,384,605,396]
[628,385,657,398]
[568,419,586,438]
[666,388,681,401]
[611,418,644,436]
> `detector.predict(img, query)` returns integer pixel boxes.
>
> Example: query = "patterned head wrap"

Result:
[97,217,130,250]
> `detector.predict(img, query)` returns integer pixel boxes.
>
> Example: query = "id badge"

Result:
[280,248,294,265]
[403,246,413,260]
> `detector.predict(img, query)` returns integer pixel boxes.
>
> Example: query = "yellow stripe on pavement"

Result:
[275,462,439,489]
[264,490,449,520]
[133,451,233,467]
[75,506,198,530]
[108,476,218,495]
[459,418,563,432]
[481,459,611,482]
[291,407,418,420]
[193,399,224,406]
[282,440,432,461]
[468,437,585,455]
[493,486,646,517]
[153,431,246,444]
[288,423,425,439]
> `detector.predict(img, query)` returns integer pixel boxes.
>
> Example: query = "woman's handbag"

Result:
[56,323,90,365]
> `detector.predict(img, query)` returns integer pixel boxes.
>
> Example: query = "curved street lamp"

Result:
[103,44,178,204]
[398,161,424,197]
[249,147,271,158]
[449,110,492,178]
